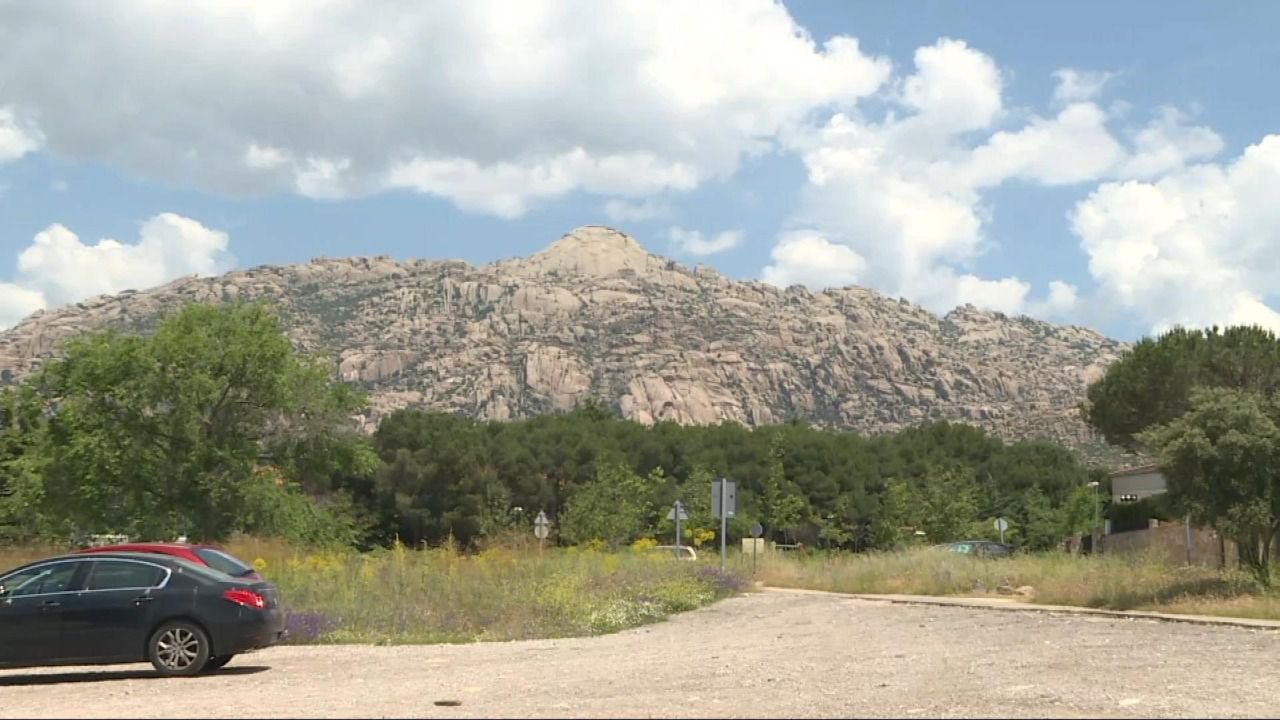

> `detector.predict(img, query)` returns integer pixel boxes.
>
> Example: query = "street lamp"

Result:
[1087,481,1100,554]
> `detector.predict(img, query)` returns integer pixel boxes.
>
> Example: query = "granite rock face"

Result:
[0,226,1128,459]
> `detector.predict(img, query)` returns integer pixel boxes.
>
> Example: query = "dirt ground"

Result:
[2,589,1277,719]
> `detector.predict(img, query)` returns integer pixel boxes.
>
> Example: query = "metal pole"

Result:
[1092,483,1100,555]
[720,478,728,573]
[675,501,682,559]
[1185,511,1193,565]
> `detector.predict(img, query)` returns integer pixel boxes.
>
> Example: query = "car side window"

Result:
[0,562,80,597]
[83,560,167,591]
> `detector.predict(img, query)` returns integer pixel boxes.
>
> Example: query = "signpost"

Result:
[994,517,1009,545]
[749,522,763,575]
[667,500,688,558]
[712,478,736,573]
[534,510,550,553]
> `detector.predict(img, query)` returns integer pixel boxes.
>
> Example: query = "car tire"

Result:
[204,654,235,671]
[147,621,212,677]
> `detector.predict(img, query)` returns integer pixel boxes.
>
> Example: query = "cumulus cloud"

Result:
[1052,69,1113,105]
[668,227,743,257]
[764,38,1228,322]
[0,106,42,163]
[603,198,670,223]
[761,230,865,289]
[0,213,234,329]
[1071,135,1280,334]
[1116,106,1224,179]
[1026,280,1080,319]
[0,0,890,215]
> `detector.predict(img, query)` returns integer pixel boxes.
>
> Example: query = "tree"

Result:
[760,433,811,542]
[558,462,652,547]
[1018,487,1064,551]
[868,479,913,549]
[23,302,368,541]
[912,466,980,543]
[1085,325,1280,448]
[372,411,495,547]
[1137,387,1280,583]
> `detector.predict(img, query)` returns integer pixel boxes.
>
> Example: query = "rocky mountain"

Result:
[0,225,1130,461]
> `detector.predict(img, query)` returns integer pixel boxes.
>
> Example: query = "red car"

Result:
[72,543,264,581]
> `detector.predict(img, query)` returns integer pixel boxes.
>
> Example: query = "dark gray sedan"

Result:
[0,551,286,676]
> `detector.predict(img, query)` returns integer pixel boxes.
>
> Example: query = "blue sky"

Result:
[2,1,1279,340]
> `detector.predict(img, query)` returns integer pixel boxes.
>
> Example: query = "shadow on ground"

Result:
[0,665,270,686]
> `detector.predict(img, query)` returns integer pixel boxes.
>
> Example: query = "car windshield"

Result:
[192,548,256,577]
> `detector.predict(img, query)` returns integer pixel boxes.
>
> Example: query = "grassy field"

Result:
[0,537,747,644]
[753,547,1280,620]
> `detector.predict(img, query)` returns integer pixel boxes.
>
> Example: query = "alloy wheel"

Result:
[155,627,201,671]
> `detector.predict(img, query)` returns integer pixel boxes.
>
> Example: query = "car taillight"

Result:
[223,588,267,610]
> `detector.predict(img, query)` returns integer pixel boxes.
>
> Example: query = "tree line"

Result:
[0,301,1113,554]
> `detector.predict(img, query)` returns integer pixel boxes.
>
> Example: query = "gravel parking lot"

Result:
[2,589,1277,718]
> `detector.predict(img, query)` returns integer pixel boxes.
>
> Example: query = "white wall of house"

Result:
[1111,470,1166,503]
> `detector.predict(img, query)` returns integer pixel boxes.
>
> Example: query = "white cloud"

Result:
[0,105,42,163]
[764,39,1231,324]
[385,150,701,218]
[0,0,890,215]
[668,227,743,257]
[1052,69,1113,105]
[1117,106,1224,179]
[0,213,234,329]
[245,144,289,170]
[1072,135,1280,334]
[761,230,865,289]
[965,103,1125,187]
[0,284,47,329]
[603,198,670,223]
[1026,280,1079,319]
[898,39,1004,136]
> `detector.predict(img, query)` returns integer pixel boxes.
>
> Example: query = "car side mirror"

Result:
[0,585,8,598]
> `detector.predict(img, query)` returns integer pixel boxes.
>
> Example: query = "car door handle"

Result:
[42,599,61,609]
[133,595,154,606]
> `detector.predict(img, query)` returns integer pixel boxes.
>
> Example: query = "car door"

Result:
[64,559,169,661]
[0,560,85,665]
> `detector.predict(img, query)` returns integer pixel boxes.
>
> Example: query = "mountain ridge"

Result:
[0,225,1130,463]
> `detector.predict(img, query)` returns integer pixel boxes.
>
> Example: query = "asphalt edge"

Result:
[758,585,1280,631]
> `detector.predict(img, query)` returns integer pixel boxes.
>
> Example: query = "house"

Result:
[1109,464,1167,504]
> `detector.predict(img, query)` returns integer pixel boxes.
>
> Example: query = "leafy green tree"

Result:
[868,479,914,549]
[912,465,980,543]
[1018,487,1065,551]
[23,302,367,541]
[1060,482,1102,541]
[1137,387,1280,583]
[372,411,495,546]
[1085,325,1280,448]
[558,462,652,547]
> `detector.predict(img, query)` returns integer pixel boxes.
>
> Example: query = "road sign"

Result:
[750,522,763,538]
[534,510,551,540]
[994,516,1008,544]
[712,479,737,572]
[712,480,736,519]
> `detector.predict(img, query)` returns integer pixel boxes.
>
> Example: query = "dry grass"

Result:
[0,536,746,644]
[753,547,1278,618]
